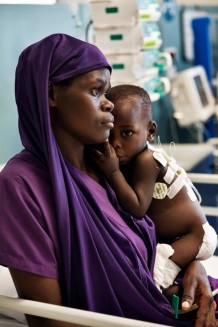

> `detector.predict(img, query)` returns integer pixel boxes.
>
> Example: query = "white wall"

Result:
[0,3,86,165]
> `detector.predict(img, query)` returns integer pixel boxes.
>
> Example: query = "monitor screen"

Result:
[193,75,209,107]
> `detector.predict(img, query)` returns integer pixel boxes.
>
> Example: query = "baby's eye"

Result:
[122,131,133,137]
[91,88,99,97]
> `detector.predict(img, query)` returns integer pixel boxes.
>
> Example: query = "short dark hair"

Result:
[106,84,152,121]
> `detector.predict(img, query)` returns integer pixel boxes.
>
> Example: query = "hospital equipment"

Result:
[90,0,161,28]
[182,9,208,62]
[192,17,213,85]
[170,65,215,127]
[90,0,171,102]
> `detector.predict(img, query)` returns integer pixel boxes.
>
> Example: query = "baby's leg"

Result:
[153,223,217,291]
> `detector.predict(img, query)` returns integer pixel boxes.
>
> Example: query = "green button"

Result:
[112,64,125,70]
[110,34,123,41]
[105,7,118,14]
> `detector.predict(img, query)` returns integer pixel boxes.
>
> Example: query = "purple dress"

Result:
[0,34,217,326]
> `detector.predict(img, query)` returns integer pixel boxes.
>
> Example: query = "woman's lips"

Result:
[102,118,114,129]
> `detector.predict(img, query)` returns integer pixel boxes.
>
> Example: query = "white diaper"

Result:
[153,243,181,291]
[196,222,217,260]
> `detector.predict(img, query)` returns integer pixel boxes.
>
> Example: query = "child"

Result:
[93,84,217,291]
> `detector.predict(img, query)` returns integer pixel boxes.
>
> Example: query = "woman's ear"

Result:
[147,121,157,142]
[48,81,56,107]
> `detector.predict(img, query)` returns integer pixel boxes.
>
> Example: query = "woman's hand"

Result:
[181,260,217,327]
[163,260,217,326]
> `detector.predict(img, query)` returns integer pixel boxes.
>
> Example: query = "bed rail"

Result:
[0,295,170,327]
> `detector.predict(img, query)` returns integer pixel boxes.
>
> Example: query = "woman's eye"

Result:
[122,131,133,137]
[91,88,99,97]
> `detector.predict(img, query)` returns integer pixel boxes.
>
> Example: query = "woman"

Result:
[0,34,217,327]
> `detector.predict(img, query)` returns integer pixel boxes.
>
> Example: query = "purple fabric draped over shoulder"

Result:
[14,34,195,326]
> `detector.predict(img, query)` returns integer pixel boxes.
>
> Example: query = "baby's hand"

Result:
[92,140,119,178]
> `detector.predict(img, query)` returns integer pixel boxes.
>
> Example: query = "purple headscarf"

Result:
[14,34,193,326]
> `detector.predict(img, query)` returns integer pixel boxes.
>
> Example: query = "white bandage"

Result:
[167,174,186,199]
[196,222,218,260]
[150,144,198,202]
[153,243,181,291]
[163,165,175,184]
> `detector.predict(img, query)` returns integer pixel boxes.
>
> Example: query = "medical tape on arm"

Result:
[167,174,186,199]
[151,144,201,201]
[186,183,197,202]
[163,165,175,184]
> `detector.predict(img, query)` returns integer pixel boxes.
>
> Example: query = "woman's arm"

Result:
[9,268,83,327]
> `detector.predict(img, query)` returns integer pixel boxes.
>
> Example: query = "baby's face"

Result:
[109,98,148,165]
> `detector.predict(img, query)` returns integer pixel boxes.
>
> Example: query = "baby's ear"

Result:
[147,121,157,141]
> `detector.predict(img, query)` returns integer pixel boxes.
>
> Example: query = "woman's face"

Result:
[50,68,114,146]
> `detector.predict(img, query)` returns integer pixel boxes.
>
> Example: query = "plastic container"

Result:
[90,0,161,28]
[138,75,171,101]
[138,0,161,22]
[93,22,162,54]
[93,24,144,54]
[90,0,138,28]
[106,52,148,83]
[140,21,162,50]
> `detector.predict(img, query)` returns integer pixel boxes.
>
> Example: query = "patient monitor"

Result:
[171,66,215,127]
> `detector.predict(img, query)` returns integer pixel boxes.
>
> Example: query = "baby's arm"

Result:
[92,140,120,179]
[93,141,160,217]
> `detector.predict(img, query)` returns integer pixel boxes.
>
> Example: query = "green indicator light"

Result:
[144,40,156,47]
[139,13,151,19]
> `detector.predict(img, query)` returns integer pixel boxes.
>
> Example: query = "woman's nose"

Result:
[101,98,114,112]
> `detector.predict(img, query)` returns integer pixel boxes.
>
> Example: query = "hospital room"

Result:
[0,0,218,326]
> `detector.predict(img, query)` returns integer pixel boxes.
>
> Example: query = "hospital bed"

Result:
[0,143,218,326]
[0,293,171,327]
[0,255,218,327]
